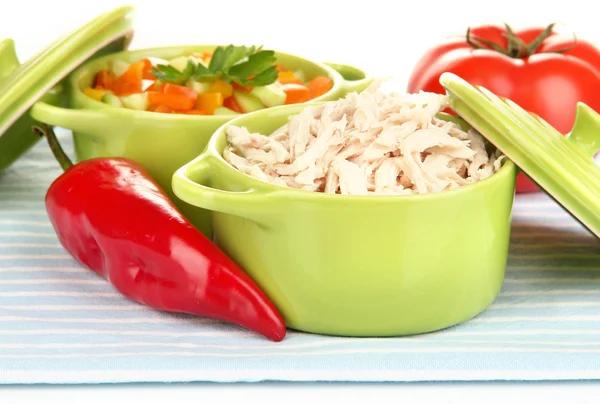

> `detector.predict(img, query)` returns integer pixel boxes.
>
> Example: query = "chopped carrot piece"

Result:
[95,70,115,89]
[210,80,233,98]
[109,61,147,96]
[118,61,145,90]
[276,64,286,72]
[282,84,310,104]
[278,71,302,85]
[148,92,196,110]
[140,58,155,80]
[110,80,140,96]
[223,96,243,113]
[307,76,333,99]
[83,88,108,101]
[196,92,224,114]
[160,83,198,100]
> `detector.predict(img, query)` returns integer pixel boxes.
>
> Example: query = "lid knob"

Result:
[568,103,600,158]
[0,39,20,82]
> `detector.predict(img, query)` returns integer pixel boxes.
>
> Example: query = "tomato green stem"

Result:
[466,22,576,58]
[32,125,74,172]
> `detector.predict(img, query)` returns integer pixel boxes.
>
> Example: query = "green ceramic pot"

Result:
[29,45,373,237]
[171,104,518,337]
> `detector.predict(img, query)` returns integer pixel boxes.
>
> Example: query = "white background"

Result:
[2,0,600,402]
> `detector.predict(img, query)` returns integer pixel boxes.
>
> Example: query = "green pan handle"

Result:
[568,103,600,158]
[324,62,373,94]
[30,100,126,139]
[172,154,282,222]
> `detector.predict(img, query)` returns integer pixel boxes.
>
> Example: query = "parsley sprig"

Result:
[151,45,279,87]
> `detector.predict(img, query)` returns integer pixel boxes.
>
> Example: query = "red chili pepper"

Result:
[33,125,286,342]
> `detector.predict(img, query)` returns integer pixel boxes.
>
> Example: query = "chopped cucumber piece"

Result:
[233,91,265,113]
[108,59,130,77]
[186,79,211,93]
[214,106,240,116]
[119,93,149,111]
[293,69,306,83]
[101,93,122,107]
[169,55,208,72]
[250,84,286,108]
[169,56,191,72]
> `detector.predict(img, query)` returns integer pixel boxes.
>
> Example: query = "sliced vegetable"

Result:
[83,88,108,102]
[186,79,212,94]
[109,61,147,96]
[307,76,333,99]
[148,92,196,110]
[214,106,240,115]
[35,124,286,342]
[223,96,244,113]
[108,59,130,78]
[160,83,198,100]
[140,58,155,80]
[84,45,331,115]
[120,93,149,111]
[118,61,146,91]
[196,92,224,114]
[250,83,286,107]
[101,93,123,107]
[95,70,115,89]
[278,70,303,85]
[169,56,195,72]
[293,70,306,83]
[233,91,265,113]
[282,84,310,104]
[110,80,141,96]
[210,80,234,98]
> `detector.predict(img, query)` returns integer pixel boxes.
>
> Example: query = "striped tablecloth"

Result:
[1,129,600,384]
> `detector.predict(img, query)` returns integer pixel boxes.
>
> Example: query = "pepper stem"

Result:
[32,125,74,172]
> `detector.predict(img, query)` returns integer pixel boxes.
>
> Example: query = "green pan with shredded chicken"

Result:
[222,80,505,195]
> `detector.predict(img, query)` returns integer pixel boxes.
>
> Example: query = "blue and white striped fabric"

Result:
[1,128,600,385]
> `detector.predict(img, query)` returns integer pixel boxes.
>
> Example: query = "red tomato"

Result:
[407,23,600,193]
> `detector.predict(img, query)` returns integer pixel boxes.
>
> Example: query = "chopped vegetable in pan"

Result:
[83,45,334,115]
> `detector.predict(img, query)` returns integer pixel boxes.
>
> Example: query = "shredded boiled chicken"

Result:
[222,81,505,195]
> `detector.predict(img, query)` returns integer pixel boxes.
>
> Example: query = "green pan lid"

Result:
[0,5,135,172]
[440,72,600,239]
